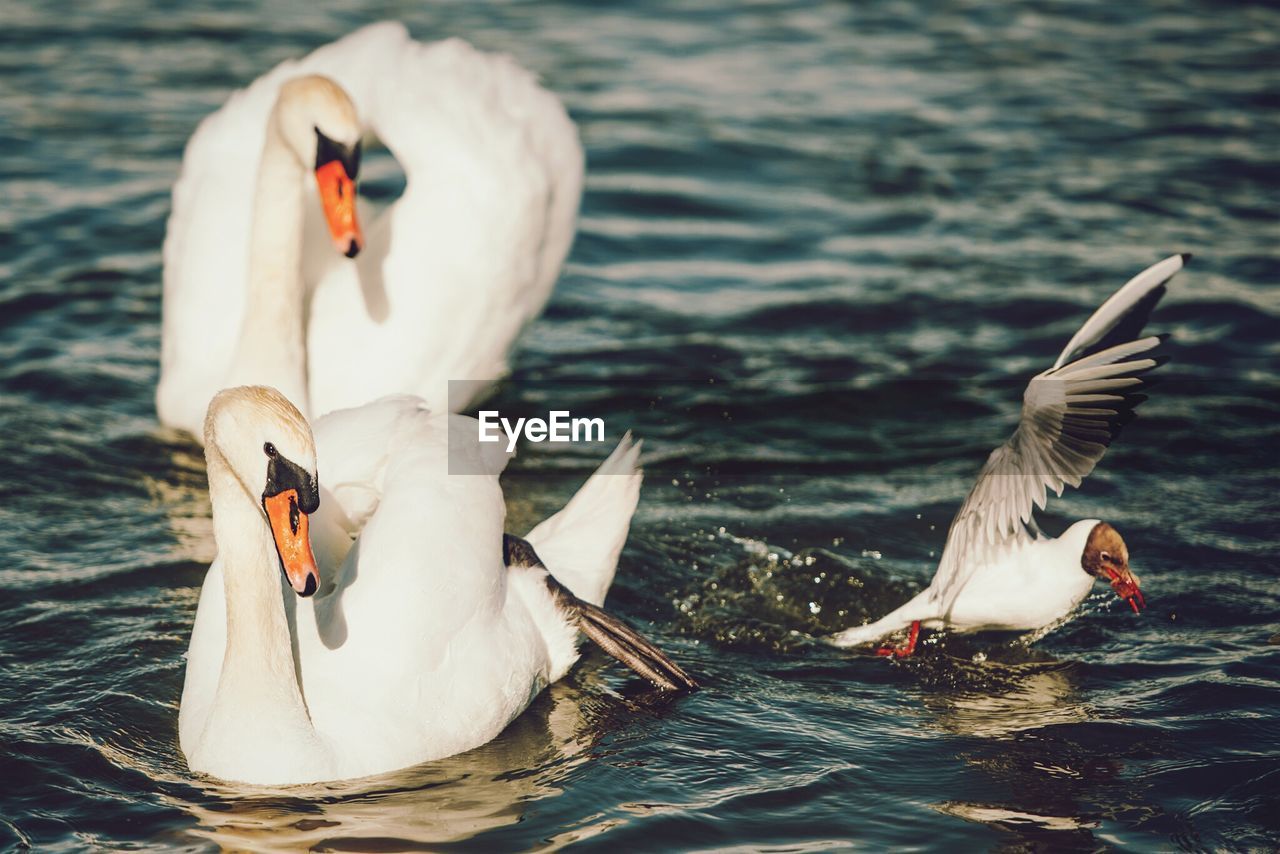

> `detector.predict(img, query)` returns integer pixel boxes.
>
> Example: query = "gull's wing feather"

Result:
[1053,253,1187,369]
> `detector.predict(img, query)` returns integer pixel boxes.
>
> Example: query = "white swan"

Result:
[157,22,583,440]
[827,255,1188,655]
[180,386,694,785]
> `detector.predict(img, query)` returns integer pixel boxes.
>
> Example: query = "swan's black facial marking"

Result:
[314,127,361,179]
[262,449,319,513]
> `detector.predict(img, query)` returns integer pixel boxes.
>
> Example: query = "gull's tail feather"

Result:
[825,591,935,649]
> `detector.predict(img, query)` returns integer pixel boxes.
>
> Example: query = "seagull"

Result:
[827,254,1188,656]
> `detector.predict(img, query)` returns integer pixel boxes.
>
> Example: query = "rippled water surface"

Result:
[3,0,1278,849]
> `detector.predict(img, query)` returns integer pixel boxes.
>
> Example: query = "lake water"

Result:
[2,0,1278,849]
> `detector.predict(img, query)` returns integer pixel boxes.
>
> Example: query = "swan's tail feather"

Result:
[572,596,699,692]
[524,432,643,607]
[504,534,697,691]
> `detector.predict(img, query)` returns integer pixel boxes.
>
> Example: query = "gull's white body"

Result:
[939,522,1097,631]
[157,22,584,438]
[179,394,641,784]
[830,521,1098,646]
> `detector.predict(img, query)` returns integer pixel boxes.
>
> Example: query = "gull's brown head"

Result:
[1082,522,1144,613]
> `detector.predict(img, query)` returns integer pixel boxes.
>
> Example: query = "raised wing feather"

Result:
[927,255,1186,612]
[1053,253,1187,369]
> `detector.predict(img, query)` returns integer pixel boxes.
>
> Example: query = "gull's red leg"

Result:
[876,620,921,658]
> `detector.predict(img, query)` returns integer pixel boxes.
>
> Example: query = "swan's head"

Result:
[1081,521,1144,614]
[205,386,322,597]
[274,75,364,259]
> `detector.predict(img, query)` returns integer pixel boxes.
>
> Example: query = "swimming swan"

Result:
[178,386,693,785]
[157,23,583,440]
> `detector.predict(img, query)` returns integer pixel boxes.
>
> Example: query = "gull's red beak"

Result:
[315,160,363,258]
[1103,564,1144,613]
[263,489,319,597]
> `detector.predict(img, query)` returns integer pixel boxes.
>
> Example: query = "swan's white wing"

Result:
[927,254,1186,613]
[311,394,512,534]
[296,397,554,774]
[525,433,644,607]
[306,31,584,416]
[306,398,511,696]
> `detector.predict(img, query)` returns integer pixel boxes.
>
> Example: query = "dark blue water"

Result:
[2,0,1278,849]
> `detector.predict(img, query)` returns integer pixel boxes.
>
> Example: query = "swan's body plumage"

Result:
[158,22,583,438]
[180,394,643,784]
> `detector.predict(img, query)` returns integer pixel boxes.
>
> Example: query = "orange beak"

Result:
[263,489,320,596]
[315,160,363,258]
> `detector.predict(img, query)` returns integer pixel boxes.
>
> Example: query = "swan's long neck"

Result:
[198,445,321,780]
[227,114,311,415]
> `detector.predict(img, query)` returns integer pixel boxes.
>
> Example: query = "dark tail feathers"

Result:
[504,534,698,692]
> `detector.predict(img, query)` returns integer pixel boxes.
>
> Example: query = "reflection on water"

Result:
[935,801,1099,834]
[183,696,582,849]
[173,668,698,851]
[918,658,1163,848]
[921,663,1105,845]
[149,679,612,850]
[921,661,1090,740]
[141,432,217,566]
